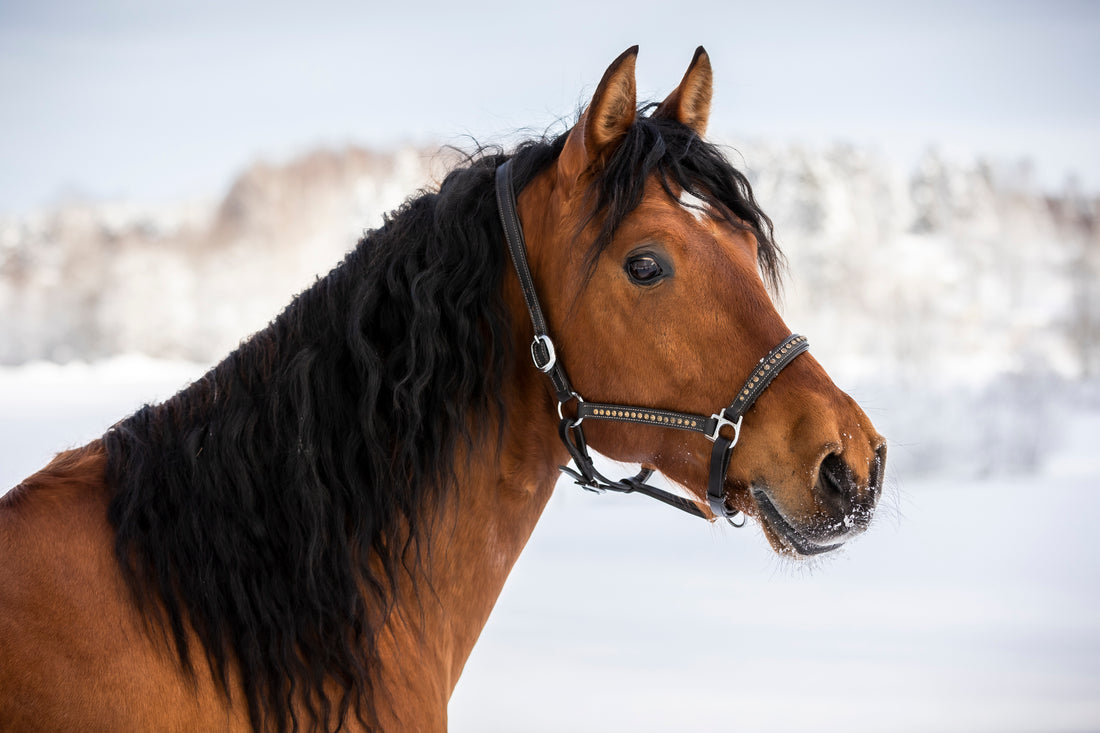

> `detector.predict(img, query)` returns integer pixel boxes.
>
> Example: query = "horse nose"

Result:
[814,442,885,534]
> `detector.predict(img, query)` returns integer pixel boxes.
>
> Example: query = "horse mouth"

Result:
[751,488,845,557]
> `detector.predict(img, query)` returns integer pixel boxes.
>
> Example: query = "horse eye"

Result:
[626,255,665,285]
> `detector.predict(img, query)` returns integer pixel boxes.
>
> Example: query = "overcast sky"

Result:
[1,0,1098,214]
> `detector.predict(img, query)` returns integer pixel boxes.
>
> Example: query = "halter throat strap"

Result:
[494,159,808,523]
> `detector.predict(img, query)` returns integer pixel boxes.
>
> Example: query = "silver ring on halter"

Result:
[558,392,584,426]
[725,511,746,528]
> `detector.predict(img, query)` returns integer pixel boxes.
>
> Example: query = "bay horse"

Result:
[0,47,885,732]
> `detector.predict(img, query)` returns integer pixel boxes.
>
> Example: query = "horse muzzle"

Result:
[752,443,886,556]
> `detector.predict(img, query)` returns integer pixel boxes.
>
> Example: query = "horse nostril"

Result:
[809,446,883,541]
[814,447,883,533]
[817,453,855,512]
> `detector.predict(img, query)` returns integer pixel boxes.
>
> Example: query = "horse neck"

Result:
[374,266,567,713]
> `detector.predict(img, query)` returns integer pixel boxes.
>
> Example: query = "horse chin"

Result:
[750,486,847,557]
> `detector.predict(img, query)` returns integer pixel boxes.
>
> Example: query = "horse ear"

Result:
[653,46,712,137]
[558,46,639,185]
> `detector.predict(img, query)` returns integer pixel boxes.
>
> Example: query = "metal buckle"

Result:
[706,413,743,444]
[531,334,557,372]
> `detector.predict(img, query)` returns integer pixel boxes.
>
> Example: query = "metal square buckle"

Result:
[706,413,743,445]
[530,334,557,372]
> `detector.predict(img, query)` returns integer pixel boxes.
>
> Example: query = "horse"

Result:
[0,46,886,732]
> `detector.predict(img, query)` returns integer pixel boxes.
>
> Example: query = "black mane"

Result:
[104,110,780,733]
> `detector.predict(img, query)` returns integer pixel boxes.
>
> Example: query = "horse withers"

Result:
[0,47,885,732]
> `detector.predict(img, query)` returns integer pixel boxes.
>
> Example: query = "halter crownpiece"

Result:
[494,160,809,525]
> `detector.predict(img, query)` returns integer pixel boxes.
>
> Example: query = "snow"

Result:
[1,360,1097,732]
[0,356,205,486]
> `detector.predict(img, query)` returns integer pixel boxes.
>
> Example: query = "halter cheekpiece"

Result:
[494,160,809,525]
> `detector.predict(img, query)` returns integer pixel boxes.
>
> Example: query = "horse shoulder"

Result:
[0,442,247,731]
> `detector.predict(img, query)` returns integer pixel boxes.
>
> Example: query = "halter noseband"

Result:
[494,160,809,525]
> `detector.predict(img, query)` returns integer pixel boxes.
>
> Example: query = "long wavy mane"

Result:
[103,111,780,733]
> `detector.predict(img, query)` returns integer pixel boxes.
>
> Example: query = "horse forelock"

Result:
[574,109,784,293]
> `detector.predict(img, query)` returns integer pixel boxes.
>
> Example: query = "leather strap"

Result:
[705,334,808,517]
[557,419,707,519]
[495,162,574,403]
[576,403,713,436]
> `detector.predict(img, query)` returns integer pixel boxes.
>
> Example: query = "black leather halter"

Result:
[495,160,809,525]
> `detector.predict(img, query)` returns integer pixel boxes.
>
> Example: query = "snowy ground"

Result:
[1,359,1098,732]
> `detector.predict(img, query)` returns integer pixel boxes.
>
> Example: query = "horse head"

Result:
[511,47,887,555]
